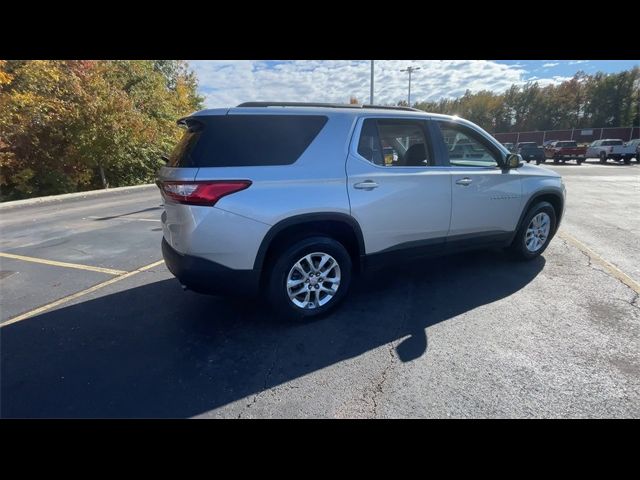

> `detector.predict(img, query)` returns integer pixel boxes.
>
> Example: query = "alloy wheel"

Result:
[286,252,341,309]
[525,212,551,252]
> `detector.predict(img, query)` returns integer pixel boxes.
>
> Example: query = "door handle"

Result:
[455,177,472,186]
[354,180,379,190]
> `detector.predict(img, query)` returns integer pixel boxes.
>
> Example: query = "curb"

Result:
[0,184,158,212]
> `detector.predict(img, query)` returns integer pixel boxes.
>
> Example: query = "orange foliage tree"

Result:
[0,60,203,200]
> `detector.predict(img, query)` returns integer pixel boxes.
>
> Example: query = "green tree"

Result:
[410,67,639,134]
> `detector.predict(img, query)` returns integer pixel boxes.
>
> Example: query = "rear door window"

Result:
[168,115,328,167]
[357,118,433,167]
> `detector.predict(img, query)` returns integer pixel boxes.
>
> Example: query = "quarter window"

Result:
[437,123,500,167]
[168,115,328,167]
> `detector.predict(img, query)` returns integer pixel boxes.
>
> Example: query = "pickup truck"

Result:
[516,142,546,164]
[626,139,640,163]
[586,139,637,164]
[544,140,587,164]
[502,142,515,152]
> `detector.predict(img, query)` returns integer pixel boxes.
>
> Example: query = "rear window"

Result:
[556,141,577,147]
[601,140,623,146]
[168,114,328,167]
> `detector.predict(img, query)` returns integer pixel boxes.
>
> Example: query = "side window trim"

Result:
[353,116,437,169]
[434,120,505,168]
[426,119,449,167]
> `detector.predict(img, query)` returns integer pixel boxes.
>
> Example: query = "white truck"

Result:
[585,139,637,164]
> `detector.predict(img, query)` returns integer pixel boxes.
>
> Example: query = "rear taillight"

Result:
[159,180,251,206]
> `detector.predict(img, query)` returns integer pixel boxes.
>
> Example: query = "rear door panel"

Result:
[346,117,452,255]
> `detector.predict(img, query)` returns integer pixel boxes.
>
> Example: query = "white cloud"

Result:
[569,60,589,65]
[535,76,573,87]
[543,62,559,68]
[187,60,567,108]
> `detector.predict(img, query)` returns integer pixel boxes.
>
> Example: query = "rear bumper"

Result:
[162,238,260,296]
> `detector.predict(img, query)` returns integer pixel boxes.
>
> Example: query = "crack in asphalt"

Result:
[630,291,640,310]
[237,339,280,418]
[368,283,414,418]
[560,236,640,309]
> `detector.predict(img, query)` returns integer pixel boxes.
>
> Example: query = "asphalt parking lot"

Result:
[1,159,639,418]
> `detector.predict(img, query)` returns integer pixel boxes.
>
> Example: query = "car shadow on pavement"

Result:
[91,206,162,221]
[1,249,545,418]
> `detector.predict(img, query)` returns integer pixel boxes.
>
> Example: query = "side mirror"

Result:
[506,153,522,169]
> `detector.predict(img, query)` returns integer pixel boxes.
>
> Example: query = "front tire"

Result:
[266,236,352,320]
[509,202,557,260]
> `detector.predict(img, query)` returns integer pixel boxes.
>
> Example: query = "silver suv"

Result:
[158,102,566,319]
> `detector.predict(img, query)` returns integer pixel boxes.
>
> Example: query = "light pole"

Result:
[370,60,374,105]
[400,66,420,106]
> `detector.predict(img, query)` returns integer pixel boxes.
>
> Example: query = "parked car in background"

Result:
[544,140,586,164]
[502,142,515,152]
[586,139,636,164]
[516,142,545,164]
[623,138,640,163]
[157,102,566,319]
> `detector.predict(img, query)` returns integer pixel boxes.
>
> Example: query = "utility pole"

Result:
[400,66,420,106]
[369,60,374,105]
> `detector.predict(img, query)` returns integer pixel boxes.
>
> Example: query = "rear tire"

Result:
[599,151,607,163]
[266,236,352,321]
[553,157,560,164]
[509,202,557,261]
[624,157,631,165]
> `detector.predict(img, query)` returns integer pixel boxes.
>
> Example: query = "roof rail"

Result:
[361,104,422,112]
[236,102,422,112]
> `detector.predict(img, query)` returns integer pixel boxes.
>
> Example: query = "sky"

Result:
[188,60,640,109]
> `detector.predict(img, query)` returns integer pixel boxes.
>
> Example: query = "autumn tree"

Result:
[0,60,202,201]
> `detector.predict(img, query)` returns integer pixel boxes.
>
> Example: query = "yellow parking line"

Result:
[0,260,165,327]
[86,216,160,222]
[0,252,126,276]
[558,230,640,294]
